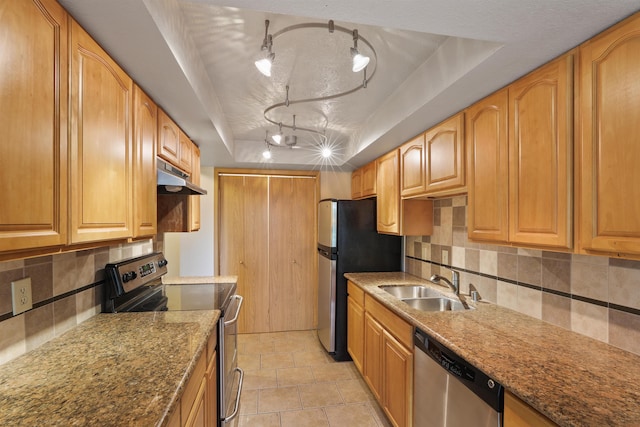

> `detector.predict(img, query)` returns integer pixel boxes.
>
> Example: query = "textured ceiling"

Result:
[58,0,640,170]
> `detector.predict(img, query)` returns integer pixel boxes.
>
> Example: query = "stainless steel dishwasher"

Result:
[414,328,503,426]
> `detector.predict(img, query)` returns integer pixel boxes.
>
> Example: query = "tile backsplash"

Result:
[0,239,155,365]
[405,195,640,356]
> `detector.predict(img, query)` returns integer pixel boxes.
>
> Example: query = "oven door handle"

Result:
[223,367,244,423]
[224,295,243,326]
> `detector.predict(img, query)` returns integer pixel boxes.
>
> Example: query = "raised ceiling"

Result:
[58,0,639,170]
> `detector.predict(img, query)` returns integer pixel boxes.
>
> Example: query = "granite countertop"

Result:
[0,310,219,427]
[162,275,238,285]
[345,272,640,427]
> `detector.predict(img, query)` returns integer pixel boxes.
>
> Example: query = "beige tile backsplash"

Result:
[0,240,154,365]
[406,195,640,356]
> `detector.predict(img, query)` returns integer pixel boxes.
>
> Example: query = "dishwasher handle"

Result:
[224,295,243,326]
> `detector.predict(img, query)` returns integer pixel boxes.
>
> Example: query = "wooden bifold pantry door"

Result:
[218,172,318,333]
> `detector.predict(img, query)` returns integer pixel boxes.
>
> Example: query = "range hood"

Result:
[157,159,207,195]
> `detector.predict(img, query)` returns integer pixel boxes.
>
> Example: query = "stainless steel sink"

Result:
[402,297,472,312]
[379,285,444,299]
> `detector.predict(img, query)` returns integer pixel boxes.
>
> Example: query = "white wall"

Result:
[320,171,352,200]
[163,167,215,276]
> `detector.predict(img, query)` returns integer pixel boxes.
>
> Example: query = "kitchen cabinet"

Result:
[508,53,573,248]
[189,145,201,232]
[205,336,218,427]
[132,85,158,238]
[351,161,376,199]
[0,0,68,253]
[466,89,509,243]
[376,149,433,236]
[360,291,414,427]
[180,130,193,175]
[69,19,133,244]
[578,12,640,256]
[504,390,557,427]
[467,54,573,249]
[424,112,466,195]
[158,108,181,169]
[347,281,365,374]
[217,171,318,333]
[400,134,426,197]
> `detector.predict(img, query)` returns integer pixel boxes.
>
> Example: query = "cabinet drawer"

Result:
[347,281,365,306]
[365,294,412,349]
[181,350,206,419]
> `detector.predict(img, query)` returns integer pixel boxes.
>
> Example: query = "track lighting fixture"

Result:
[255,20,274,76]
[351,30,370,72]
[272,122,283,144]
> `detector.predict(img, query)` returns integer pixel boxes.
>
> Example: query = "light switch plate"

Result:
[11,277,33,315]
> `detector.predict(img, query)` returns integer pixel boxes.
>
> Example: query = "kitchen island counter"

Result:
[0,310,219,426]
[346,271,640,427]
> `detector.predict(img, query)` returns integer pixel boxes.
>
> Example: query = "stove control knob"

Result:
[158,259,168,268]
[122,271,137,282]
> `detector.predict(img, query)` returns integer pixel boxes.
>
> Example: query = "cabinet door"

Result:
[508,54,573,248]
[504,390,556,427]
[132,85,157,238]
[347,295,365,374]
[424,113,465,194]
[383,331,413,427]
[219,175,270,333]
[351,168,363,199]
[269,176,317,331]
[69,19,133,243]
[377,150,401,234]
[189,145,201,232]
[363,313,384,401]
[579,14,640,255]
[205,351,217,427]
[400,134,426,197]
[361,161,377,197]
[466,89,509,243]
[0,0,68,252]
[179,131,193,175]
[183,377,206,427]
[158,108,181,167]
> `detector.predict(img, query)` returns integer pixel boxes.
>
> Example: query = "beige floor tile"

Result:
[273,337,324,353]
[294,350,334,367]
[280,408,329,427]
[259,331,291,342]
[240,340,275,355]
[299,383,344,408]
[258,386,302,413]
[239,412,281,427]
[277,367,316,386]
[312,363,357,382]
[239,353,261,371]
[335,378,375,403]
[243,369,278,390]
[239,389,258,415]
[261,352,295,369]
[324,403,379,427]
[238,333,261,345]
[368,401,393,427]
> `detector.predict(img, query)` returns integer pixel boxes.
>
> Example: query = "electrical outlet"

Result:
[11,277,33,315]
[442,249,449,266]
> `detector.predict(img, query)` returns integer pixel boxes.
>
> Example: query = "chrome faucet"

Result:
[430,269,460,296]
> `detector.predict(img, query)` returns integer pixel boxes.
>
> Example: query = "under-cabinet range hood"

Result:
[157,159,207,195]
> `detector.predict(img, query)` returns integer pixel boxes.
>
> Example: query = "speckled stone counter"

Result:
[0,310,219,426]
[345,272,640,426]
[162,275,237,285]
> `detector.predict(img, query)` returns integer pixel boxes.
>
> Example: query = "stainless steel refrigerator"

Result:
[317,198,402,361]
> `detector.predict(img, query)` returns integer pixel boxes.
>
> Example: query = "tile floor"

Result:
[237,330,391,427]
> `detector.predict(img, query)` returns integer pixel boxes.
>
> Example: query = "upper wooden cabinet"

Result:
[0,0,68,253]
[466,53,573,250]
[69,19,133,244]
[179,130,193,175]
[351,161,376,199]
[466,89,509,243]
[424,112,466,195]
[400,134,426,197]
[377,150,401,234]
[578,13,640,256]
[133,85,158,238]
[158,108,181,168]
[508,53,573,248]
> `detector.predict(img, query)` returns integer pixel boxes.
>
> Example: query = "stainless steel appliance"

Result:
[317,199,401,361]
[413,327,503,427]
[103,253,243,426]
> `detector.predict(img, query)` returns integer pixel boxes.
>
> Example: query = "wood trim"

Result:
[365,294,413,349]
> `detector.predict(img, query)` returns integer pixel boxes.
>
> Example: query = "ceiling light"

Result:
[321,147,332,158]
[262,148,271,159]
[351,30,370,72]
[255,21,274,77]
[272,123,283,144]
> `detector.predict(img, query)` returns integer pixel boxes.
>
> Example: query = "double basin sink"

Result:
[379,285,473,312]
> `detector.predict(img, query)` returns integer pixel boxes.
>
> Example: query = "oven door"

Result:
[220,294,244,426]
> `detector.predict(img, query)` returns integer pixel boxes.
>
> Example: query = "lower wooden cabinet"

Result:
[504,390,557,427]
[348,280,413,427]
